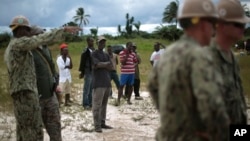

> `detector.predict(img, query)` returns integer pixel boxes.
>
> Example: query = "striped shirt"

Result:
[119,49,137,74]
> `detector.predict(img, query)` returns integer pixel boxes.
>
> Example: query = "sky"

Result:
[0,0,249,35]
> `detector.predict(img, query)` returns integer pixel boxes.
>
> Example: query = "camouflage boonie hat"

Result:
[9,15,30,31]
[217,0,250,23]
[177,0,218,19]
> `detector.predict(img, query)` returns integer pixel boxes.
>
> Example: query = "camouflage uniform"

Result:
[148,35,230,141]
[4,29,64,141]
[208,40,247,124]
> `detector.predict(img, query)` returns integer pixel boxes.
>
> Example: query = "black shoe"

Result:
[95,128,102,133]
[101,124,113,129]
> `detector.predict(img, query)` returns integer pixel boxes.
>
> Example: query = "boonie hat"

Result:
[217,0,250,23]
[177,0,218,20]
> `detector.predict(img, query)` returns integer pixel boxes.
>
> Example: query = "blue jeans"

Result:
[82,73,92,107]
[109,71,120,96]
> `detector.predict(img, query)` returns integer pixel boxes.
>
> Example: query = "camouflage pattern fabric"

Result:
[148,35,230,141]
[4,29,64,95]
[12,90,43,141]
[4,29,64,141]
[207,40,247,125]
[40,94,61,141]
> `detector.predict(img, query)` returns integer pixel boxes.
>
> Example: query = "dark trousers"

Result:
[133,78,140,97]
[40,94,62,141]
[125,78,140,97]
[82,73,92,107]
[92,87,111,129]
[109,71,120,96]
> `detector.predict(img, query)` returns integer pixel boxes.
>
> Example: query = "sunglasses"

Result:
[202,18,217,28]
[225,22,245,29]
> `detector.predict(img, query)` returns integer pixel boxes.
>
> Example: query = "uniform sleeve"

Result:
[191,50,229,140]
[11,29,64,51]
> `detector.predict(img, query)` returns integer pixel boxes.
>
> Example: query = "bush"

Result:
[64,33,83,42]
[0,32,11,49]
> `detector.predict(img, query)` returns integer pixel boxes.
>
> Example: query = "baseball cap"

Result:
[60,43,68,49]
[97,36,106,42]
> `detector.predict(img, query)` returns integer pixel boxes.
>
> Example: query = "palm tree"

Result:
[90,27,98,38]
[133,21,141,35]
[162,0,179,27]
[73,7,90,35]
[125,13,134,36]
[62,21,78,27]
[243,4,250,17]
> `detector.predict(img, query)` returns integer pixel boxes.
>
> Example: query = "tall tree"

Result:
[62,21,78,27]
[117,24,122,36]
[73,7,90,35]
[162,0,179,27]
[133,21,141,35]
[125,13,134,36]
[90,27,98,38]
[243,4,250,17]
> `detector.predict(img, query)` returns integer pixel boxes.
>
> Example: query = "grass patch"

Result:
[238,55,250,100]
[0,49,13,112]
[0,39,249,112]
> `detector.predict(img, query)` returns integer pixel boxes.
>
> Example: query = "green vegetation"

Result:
[1,37,250,111]
[0,38,169,111]
[238,55,250,99]
[0,49,12,112]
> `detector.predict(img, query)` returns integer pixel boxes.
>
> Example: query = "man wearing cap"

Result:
[91,36,113,132]
[148,0,229,140]
[4,15,79,141]
[56,43,73,106]
[207,0,250,125]
[31,26,62,141]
